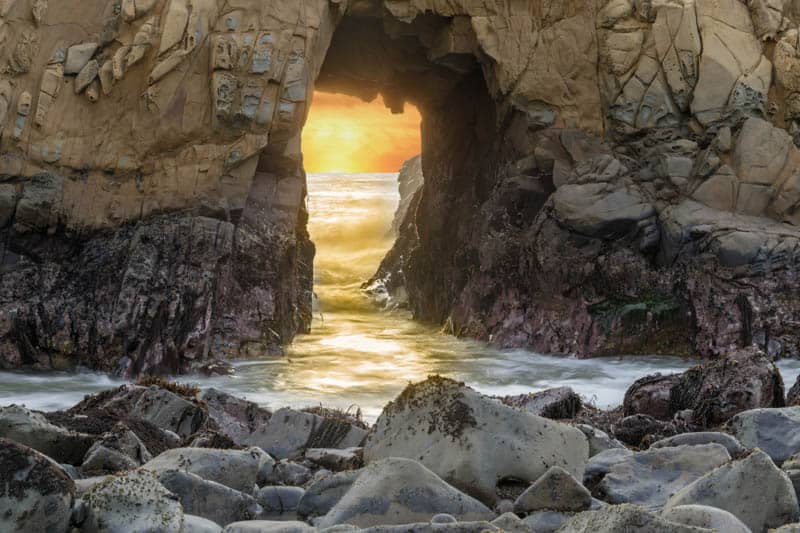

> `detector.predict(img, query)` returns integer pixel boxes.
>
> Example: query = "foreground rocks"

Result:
[7,376,800,532]
[363,376,589,504]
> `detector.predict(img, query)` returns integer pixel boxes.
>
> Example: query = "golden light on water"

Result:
[302,92,422,173]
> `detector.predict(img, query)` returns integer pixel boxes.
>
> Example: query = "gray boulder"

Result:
[492,512,534,532]
[264,459,312,486]
[661,505,751,533]
[524,510,574,532]
[728,407,800,464]
[364,377,588,504]
[128,386,208,439]
[582,448,633,489]
[224,521,316,532]
[184,514,224,533]
[81,469,184,532]
[298,470,359,518]
[144,447,274,494]
[244,408,367,461]
[664,449,800,532]
[0,438,75,533]
[157,470,263,526]
[552,183,656,239]
[575,425,625,457]
[558,504,713,532]
[0,404,93,464]
[306,448,363,471]
[784,453,800,501]
[82,423,153,475]
[257,486,306,515]
[650,432,745,457]
[198,388,272,446]
[513,466,591,513]
[316,457,493,529]
[500,387,583,419]
[597,444,731,509]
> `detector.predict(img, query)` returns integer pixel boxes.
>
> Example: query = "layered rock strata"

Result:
[2,0,800,370]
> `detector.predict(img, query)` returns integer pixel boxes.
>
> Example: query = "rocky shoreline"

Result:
[3,349,800,532]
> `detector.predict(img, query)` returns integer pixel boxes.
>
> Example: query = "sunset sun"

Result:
[302,91,422,173]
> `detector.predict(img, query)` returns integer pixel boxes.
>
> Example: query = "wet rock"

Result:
[298,470,359,519]
[727,406,800,464]
[144,447,274,494]
[199,388,272,446]
[197,360,236,376]
[596,444,731,509]
[81,422,153,475]
[316,457,494,528]
[224,521,316,532]
[0,404,93,464]
[669,348,785,427]
[558,504,713,532]
[649,432,745,457]
[364,377,588,504]
[491,512,534,532]
[623,374,681,420]
[264,459,312,486]
[611,414,676,447]
[0,438,75,533]
[664,449,800,532]
[185,514,224,533]
[306,448,363,471]
[247,407,367,460]
[661,505,751,533]
[576,425,625,457]
[513,466,591,513]
[622,349,785,427]
[582,448,633,490]
[81,469,184,532]
[500,387,583,419]
[257,486,306,515]
[157,469,263,526]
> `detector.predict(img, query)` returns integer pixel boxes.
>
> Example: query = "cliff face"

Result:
[1,0,800,372]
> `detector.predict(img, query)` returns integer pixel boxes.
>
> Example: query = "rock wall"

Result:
[2,0,800,371]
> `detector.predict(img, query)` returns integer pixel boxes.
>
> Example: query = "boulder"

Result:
[143,447,275,494]
[298,470,359,518]
[552,183,656,239]
[575,425,625,457]
[623,374,681,420]
[583,448,633,490]
[363,377,588,504]
[352,521,499,532]
[157,470,263,526]
[316,457,494,528]
[127,386,208,439]
[81,422,153,475]
[596,444,731,509]
[558,504,713,532]
[788,376,800,406]
[185,514,224,533]
[513,466,591,513]
[306,448,363,471]
[257,486,306,515]
[198,388,272,446]
[0,404,94,464]
[491,512,535,532]
[727,407,800,464]
[245,408,367,460]
[661,505,751,533]
[621,349,784,427]
[523,510,573,532]
[500,387,583,419]
[0,438,75,533]
[784,453,800,501]
[264,459,312,486]
[224,521,316,533]
[669,348,785,427]
[664,449,800,532]
[611,414,676,447]
[650,432,746,457]
[81,469,185,532]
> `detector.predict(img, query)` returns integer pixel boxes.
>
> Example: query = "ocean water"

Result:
[1,172,798,420]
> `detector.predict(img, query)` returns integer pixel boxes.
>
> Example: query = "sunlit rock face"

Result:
[1,0,800,371]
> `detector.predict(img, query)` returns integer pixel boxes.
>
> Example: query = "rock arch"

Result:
[1,0,800,373]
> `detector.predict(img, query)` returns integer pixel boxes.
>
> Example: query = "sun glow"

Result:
[302,92,422,173]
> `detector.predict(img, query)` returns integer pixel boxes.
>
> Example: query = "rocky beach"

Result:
[3,348,800,533]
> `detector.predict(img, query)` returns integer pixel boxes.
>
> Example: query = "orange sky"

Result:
[302,92,422,173]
